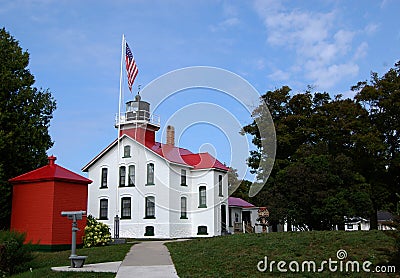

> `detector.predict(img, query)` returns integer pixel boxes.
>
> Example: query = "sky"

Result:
[1,0,399,182]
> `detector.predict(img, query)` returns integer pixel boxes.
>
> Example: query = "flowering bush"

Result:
[83,215,112,248]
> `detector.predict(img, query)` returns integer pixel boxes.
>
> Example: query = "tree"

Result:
[0,28,56,229]
[227,167,252,202]
[243,86,378,230]
[352,61,400,229]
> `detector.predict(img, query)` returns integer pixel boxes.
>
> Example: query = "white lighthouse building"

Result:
[82,95,229,238]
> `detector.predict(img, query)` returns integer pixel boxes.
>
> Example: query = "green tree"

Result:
[0,28,56,229]
[243,86,377,230]
[228,167,253,203]
[352,61,400,229]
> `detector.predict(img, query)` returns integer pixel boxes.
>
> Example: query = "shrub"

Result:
[0,230,33,276]
[83,215,112,248]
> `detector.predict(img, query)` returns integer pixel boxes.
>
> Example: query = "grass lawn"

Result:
[11,243,134,278]
[166,230,399,277]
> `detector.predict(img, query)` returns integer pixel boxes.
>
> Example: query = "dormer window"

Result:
[123,145,131,158]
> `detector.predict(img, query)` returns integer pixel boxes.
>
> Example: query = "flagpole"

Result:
[118,34,125,144]
[115,34,125,239]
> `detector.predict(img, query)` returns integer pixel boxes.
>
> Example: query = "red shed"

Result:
[9,156,92,251]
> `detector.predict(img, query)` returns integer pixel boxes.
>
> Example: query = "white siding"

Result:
[86,135,229,238]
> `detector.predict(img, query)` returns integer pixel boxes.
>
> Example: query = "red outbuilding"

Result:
[9,156,92,251]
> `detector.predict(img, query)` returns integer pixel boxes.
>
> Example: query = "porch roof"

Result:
[228,197,255,208]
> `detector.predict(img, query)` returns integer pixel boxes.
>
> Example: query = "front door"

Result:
[221,204,227,233]
[242,211,251,224]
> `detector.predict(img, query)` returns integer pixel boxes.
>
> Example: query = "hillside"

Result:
[166,231,398,277]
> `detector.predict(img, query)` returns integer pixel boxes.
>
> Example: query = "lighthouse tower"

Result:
[116,94,160,145]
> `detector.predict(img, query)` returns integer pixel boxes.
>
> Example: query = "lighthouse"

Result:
[116,94,160,145]
[83,95,229,239]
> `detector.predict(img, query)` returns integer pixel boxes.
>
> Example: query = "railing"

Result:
[234,222,242,232]
[245,222,254,233]
[233,221,254,233]
[115,111,160,126]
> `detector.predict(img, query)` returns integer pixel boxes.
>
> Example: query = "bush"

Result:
[83,215,112,248]
[0,230,33,276]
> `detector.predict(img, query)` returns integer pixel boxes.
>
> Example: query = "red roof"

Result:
[9,156,92,184]
[82,135,229,172]
[147,140,229,171]
[228,197,256,208]
[181,153,229,171]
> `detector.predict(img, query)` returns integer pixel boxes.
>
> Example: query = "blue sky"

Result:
[1,0,399,181]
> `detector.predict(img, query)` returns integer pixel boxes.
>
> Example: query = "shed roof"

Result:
[9,156,92,184]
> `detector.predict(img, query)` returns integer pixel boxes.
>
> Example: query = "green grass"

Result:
[11,243,135,278]
[166,230,399,277]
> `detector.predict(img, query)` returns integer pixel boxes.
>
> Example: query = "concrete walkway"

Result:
[52,261,122,273]
[51,240,180,277]
[116,241,179,278]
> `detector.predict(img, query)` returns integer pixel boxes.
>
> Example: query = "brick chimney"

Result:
[166,125,175,146]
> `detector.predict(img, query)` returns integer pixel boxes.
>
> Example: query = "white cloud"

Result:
[210,2,240,32]
[256,58,265,70]
[210,17,240,32]
[364,23,379,35]
[354,42,368,60]
[380,0,391,8]
[253,0,364,90]
[268,69,290,81]
[305,61,359,89]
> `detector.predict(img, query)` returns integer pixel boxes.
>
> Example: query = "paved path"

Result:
[52,261,122,273]
[116,241,179,278]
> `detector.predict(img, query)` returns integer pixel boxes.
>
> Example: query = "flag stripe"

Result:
[125,42,138,92]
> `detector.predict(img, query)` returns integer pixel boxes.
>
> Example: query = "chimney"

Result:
[48,155,56,166]
[166,125,175,146]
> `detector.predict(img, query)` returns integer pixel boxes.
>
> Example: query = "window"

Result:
[119,166,126,187]
[144,226,154,236]
[147,163,154,185]
[99,199,108,220]
[218,175,223,197]
[347,224,353,230]
[180,197,187,219]
[197,226,208,235]
[181,169,187,186]
[123,145,131,158]
[145,196,155,218]
[121,197,131,219]
[101,168,108,188]
[128,165,135,186]
[199,186,206,208]
[235,213,239,223]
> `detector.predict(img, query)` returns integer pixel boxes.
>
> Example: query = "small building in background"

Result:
[9,156,92,251]
[378,211,395,230]
[344,216,370,231]
[228,197,262,234]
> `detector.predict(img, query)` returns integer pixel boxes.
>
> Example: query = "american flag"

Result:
[125,42,138,92]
